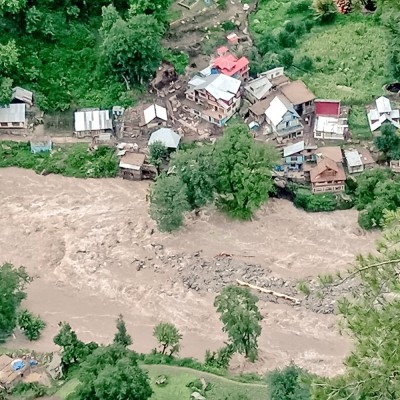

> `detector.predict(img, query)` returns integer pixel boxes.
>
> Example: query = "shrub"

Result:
[257,34,279,56]
[287,0,312,14]
[12,382,47,397]
[221,20,236,31]
[279,49,294,68]
[162,49,189,75]
[285,21,296,33]
[217,0,227,9]
[312,0,336,23]
[294,189,336,212]
[17,310,46,341]
[278,30,297,48]
[297,55,314,71]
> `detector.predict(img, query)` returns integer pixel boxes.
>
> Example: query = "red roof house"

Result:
[212,51,249,80]
[315,100,341,117]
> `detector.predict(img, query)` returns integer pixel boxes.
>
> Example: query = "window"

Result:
[1,122,7,127]
[12,122,20,127]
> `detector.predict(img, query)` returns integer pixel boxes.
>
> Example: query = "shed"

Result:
[119,152,146,180]
[74,109,113,134]
[144,104,168,125]
[11,87,33,107]
[0,104,26,128]
[30,136,52,154]
[344,150,363,174]
[149,128,181,149]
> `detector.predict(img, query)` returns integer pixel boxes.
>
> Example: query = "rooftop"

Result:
[310,157,346,183]
[212,54,249,77]
[376,96,392,114]
[249,92,277,116]
[144,104,167,125]
[315,146,343,164]
[149,128,181,149]
[244,76,272,101]
[344,149,363,167]
[0,103,25,123]
[280,80,315,105]
[12,87,33,106]
[284,140,305,157]
[74,109,112,132]
[265,95,298,126]
[119,152,146,170]
[315,99,341,117]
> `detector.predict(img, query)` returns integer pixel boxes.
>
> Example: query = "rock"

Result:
[243,3,250,11]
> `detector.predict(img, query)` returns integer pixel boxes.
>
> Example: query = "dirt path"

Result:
[0,168,379,377]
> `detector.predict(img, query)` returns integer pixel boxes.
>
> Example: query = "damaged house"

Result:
[184,74,241,126]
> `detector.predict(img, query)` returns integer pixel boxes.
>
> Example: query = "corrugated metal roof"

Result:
[74,110,112,132]
[245,76,272,101]
[143,105,167,124]
[0,104,25,123]
[149,128,181,149]
[376,96,392,113]
[284,140,305,157]
[345,150,362,167]
[265,96,296,126]
[12,87,33,106]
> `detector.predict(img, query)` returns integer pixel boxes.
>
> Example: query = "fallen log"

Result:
[236,279,301,305]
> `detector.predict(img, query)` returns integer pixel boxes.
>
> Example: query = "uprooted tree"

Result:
[312,208,400,399]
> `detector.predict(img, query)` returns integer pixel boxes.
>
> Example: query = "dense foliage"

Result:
[148,141,167,175]
[73,345,152,400]
[17,309,46,341]
[354,168,400,229]
[113,314,132,348]
[266,365,311,400]
[214,285,262,362]
[375,124,400,160]
[312,209,400,399]
[0,263,30,342]
[0,141,118,178]
[293,188,337,212]
[153,322,182,356]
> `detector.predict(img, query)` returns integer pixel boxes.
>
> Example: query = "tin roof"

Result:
[265,95,298,126]
[74,110,112,132]
[119,153,146,170]
[149,128,181,149]
[244,76,272,101]
[344,149,362,167]
[284,140,305,157]
[144,104,168,124]
[0,103,25,123]
[12,87,33,106]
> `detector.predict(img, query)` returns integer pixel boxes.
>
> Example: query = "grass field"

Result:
[143,364,266,400]
[54,379,80,399]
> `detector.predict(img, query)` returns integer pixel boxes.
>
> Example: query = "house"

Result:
[74,109,113,137]
[185,74,241,126]
[244,76,272,104]
[315,146,343,164]
[283,140,317,170]
[260,67,285,80]
[344,147,375,174]
[148,128,181,149]
[119,152,146,180]
[248,92,276,125]
[280,80,315,121]
[143,104,168,125]
[0,104,26,129]
[211,49,249,80]
[11,87,33,107]
[310,157,346,193]
[367,96,400,132]
[314,100,349,140]
[265,95,303,139]
[30,136,52,154]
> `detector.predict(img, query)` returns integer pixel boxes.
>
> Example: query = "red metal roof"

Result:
[213,55,249,77]
[315,100,340,117]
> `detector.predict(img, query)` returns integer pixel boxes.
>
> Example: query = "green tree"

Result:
[214,123,278,220]
[312,0,336,22]
[170,145,216,209]
[100,4,120,38]
[0,263,30,343]
[153,322,182,356]
[129,0,172,25]
[0,77,13,104]
[113,314,132,348]
[312,209,400,399]
[214,285,262,361]
[75,345,152,400]
[0,40,19,74]
[53,322,94,368]
[204,345,234,369]
[0,0,26,14]
[17,310,46,341]
[375,124,400,160]
[266,365,311,400]
[102,14,163,85]
[149,174,190,232]
[149,141,167,175]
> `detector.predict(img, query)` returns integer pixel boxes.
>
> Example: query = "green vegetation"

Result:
[113,314,132,348]
[312,209,400,399]
[347,105,372,140]
[0,141,118,178]
[0,263,30,343]
[153,322,182,356]
[354,168,400,229]
[150,124,278,231]
[214,285,262,362]
[17,310,46,341]
[375,124,400,160]
[266,365,312,400]
[162,48,189,75]
[148,141,167,175]
[297,281,311,296]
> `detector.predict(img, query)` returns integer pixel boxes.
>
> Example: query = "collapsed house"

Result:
[184,74,241,126]
[367,96,400,132]
[313,99,349,140]
[119,152,146,180]
[74,109,113,138]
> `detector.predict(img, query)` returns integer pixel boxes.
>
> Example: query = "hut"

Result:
[30,136,52,153]
[74,109,113,138]
[119,152,146,180]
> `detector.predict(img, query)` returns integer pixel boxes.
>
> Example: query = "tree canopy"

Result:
[312,209,400,399]
[149,141,167,175]
[375,124,400,160]
[214,285,262,362]
[153,322,182,356]
[113,314,132,348]
[0,263,30,342]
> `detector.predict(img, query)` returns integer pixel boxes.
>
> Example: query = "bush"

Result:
[257,34,279,56]
[277,30,297,48]
[297,55,314,71]
[17,310,46,341]
[221,20,236,31]
[279,49,294,68]
[217,0,227,9]
[162,49,189,75]
[294,189,336,212]
[12,382,47,397]
[287,0,312,14]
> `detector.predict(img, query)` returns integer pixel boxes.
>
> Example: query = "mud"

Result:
[0,168,379,377]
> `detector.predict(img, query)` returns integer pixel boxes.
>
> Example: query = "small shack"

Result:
[30,136,52,154]
[119,152,146,180]
[0,355,30,390]
[11,87,33,107]
[144,104,168,125]
[74,109,113,138]
[0,104,26,129]
[148,128,181,149]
